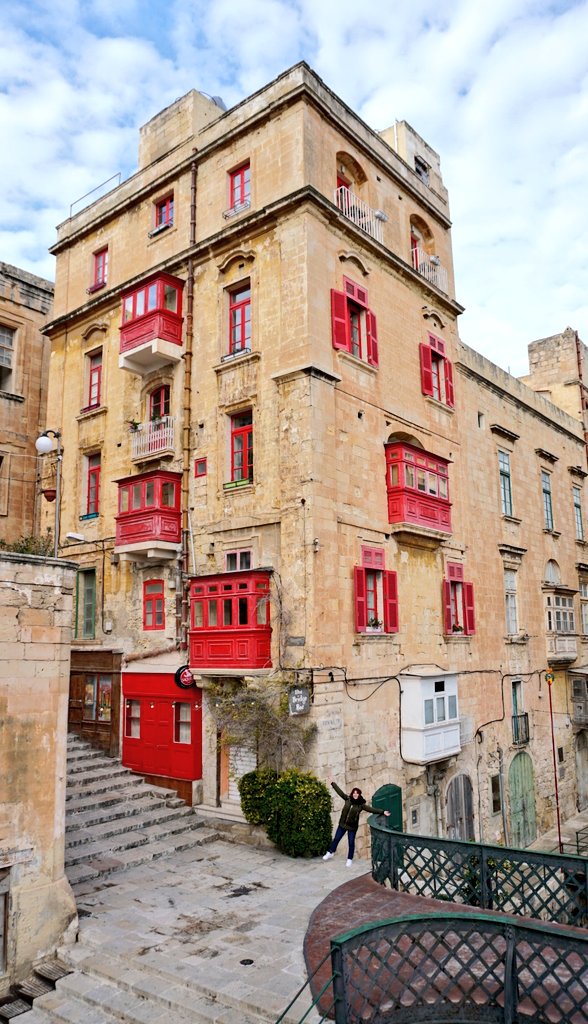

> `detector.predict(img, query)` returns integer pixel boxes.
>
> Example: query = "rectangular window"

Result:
[0,325,15,392]
[354,563,398,633]
[125,699,140,738]
[83,674,112,722]
[230,410,253,482]
[419,333,454,407]
[580,582,588,636]
[331,277,379,367]
[229,163,251,211]
[86,453,101,515]
[546,593,575,633]
[85,349,102,409]
[225,549,252,571]
[92,247,108,289]
[542,471,554,530]
[194,457,207,478]
[149,384,170,420]
[443,562,475,635]
[504,569,518,635]
[174,702,191,744]
[491,775,501,814]
[75,569,96,639]
[499,451,513,516]
[574,486,584,540]
[423,681,458,725]
[154,194,174,229]
[228,283,251,354]
[143,579,165,630]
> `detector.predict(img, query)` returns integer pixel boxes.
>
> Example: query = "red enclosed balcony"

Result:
[119,272,184,374]
[385,441,451,535]
[114,470,181,563]
[189,570,272,671]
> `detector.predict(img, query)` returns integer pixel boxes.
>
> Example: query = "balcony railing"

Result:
[369,819,588,927]
[512,711,530,744]
[547,632,577,663]
[334,186,384,243]
[131,416,175,460]
[411,245,448,293]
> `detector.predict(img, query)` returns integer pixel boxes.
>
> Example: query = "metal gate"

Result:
[509,750,537,848]
[446,773,475,841]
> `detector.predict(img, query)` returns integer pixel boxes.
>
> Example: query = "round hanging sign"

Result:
[175,665,195,689]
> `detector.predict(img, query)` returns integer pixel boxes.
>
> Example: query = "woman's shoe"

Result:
[323,852,334,860]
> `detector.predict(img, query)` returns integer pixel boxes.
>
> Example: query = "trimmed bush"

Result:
[238,768,279,826]
[265,770,332,858]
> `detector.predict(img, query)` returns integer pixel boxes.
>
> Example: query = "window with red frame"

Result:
[86,349,102,409]
[194,458,207,478]
[354,547,398,633]
[86,453,101,516]
[122,278,180,323]
[92,247,108,289]
[443,562,475,635]
[331,277,378,366]
[229,163,251,210]
[228,283,251,354]
[154,194,174,229]
[149,384,170,420]
[143,579,165,630]
[420,333,454,407]
[230,410,253,482]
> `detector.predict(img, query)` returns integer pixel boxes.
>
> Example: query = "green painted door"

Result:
[509,751,537,848]
[372,784,403,830]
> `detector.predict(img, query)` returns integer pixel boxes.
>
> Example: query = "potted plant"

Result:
[366,617,383,632]
[127,419,140,432]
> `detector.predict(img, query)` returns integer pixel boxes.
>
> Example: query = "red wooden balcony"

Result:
[385,441,451,535]
[189,570,272,671]
[114,470,181,563]
[119,273,184,374]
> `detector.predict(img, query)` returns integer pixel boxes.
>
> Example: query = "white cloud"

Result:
[2,0,588,375]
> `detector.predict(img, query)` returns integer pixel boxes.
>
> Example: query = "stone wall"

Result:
[0,553,77,994]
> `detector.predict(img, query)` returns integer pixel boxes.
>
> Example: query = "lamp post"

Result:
[545,671,564,854]
[35,430,62,559]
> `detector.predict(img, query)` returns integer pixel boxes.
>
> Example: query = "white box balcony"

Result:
[334,186,385,243]
[547,632,577,664]
[399,666,461,765]
[130,416,175,462]
[412,246,448,293]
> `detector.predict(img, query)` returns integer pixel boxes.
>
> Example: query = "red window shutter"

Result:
[464,582,476,634]
[442,579,453,633]
[429,333,445,356]
[367,310,379,366]
[331,289,350,351]
[343,277,368,307]
[354,566,367,632]
[447,562,464,582]
[361,546,384,568]
[444,358,455,407]
[420,343,434,396]
[383,571,399,633]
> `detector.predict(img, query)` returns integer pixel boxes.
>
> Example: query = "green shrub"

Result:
[238,768,279,826]
[265,770,332,858]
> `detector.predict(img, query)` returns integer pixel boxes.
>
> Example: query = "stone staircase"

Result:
[64,735,219,890]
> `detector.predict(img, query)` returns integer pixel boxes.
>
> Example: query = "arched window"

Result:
[545,559,560,585]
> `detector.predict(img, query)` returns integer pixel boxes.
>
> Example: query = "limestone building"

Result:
[41,63,588,853]
[0,263,53,545]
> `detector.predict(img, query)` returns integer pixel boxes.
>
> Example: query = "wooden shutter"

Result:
[464,582,476,634]
[331,289,349,351]
[343,277,368,307]
[362,546,384,569]
[447,562,464,582]
[354,566,367,632]
[419,343,433,397]
[367,310,379,366]
[444,358,455,407]
[383,571,399,633]
[442,579,453,634]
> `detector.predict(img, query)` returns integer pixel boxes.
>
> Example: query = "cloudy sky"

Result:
[2,0,588,375]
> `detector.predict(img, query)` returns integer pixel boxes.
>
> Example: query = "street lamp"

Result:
[35,429,62,559]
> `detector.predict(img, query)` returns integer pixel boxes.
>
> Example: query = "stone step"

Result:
[66,793,182,833]
[65,806,196,851]
[66,764,135,789]
[65,784,168,816]
[65,828,219,887]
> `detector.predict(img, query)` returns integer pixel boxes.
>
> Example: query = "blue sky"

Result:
[2,0,588,375]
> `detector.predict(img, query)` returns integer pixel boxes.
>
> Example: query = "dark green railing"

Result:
[275,911,588,1023]
[369,817,588,927]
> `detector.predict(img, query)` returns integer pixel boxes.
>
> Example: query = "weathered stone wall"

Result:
[0,553,78,993]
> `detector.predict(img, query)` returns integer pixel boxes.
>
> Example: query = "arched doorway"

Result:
[446,774,475,841]
[509,751,537,848]
[576,731,588,810]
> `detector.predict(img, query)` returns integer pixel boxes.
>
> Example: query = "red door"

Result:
[122,673,202,782]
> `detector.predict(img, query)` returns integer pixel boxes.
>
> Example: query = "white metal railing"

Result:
[412,246,448,293]
[334,186,384,243]
[131,416,175,459]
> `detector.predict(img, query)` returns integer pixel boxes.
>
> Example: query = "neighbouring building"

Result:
[0,553,78,994]
[40,63,588,853]
[0,263,53,545]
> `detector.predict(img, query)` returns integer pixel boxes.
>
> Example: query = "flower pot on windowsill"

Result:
[41,488,57,502]
[366,619,383,632]
[127,420,140,432]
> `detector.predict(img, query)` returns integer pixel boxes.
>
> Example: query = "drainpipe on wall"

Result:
[177,157,197,650]
[497,745,510,846]
[574,329,588,453]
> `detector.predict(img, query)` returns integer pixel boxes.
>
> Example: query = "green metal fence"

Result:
[369,817,588,927]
